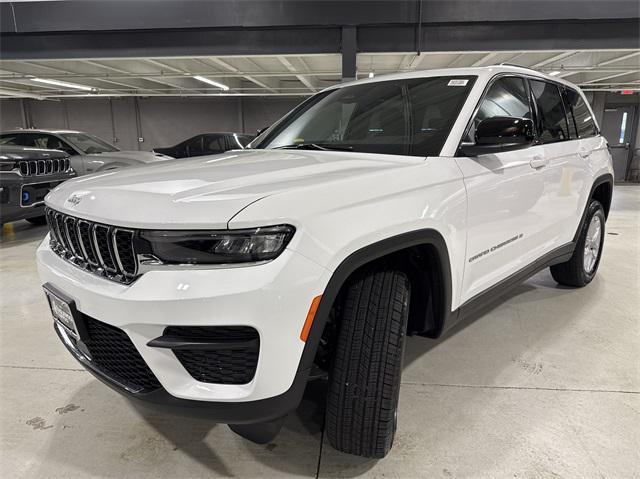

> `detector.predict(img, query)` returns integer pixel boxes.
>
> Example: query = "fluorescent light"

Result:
[0,88,45,100]
[31,78,96,91]
[549,71,561,76]
[193,76,229,90]
[368,72,375,78]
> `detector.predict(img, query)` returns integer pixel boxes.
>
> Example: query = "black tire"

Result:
[26,216,47,226]
[326,267,410,458]
[550,200,605,287]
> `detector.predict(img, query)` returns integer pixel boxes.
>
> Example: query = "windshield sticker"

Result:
[448,79,469,87]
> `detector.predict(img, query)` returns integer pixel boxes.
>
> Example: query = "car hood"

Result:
[45,149,420,229]
[88,150,171,163]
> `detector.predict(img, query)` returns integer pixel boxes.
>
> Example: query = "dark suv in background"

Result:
[153,132,254,158]
[0,146,75,225]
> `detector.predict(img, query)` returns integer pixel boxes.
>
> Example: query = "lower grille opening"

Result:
[84,316,161,393]
[164,326,260,385]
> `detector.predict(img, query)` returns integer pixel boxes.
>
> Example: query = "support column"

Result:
[20,99,30,128]
[341,26,357,82]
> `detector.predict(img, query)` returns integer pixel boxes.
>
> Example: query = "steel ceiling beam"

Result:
[0,49,637,99]
[582,70,639,84]
[206,58,279,94]
[531,51,580,68]
[277,56,317,92]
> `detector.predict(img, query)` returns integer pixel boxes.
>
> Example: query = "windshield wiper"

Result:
[273,143,353,152]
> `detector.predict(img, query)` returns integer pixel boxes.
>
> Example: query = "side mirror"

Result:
[460,117,534,156]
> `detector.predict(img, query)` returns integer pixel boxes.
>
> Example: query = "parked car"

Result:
[37,65,613,458]
[0,129,172,175]
[153,132,254,158]
[0,146,75,225]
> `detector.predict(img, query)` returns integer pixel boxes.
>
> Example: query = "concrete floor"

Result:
[1,186,638,479]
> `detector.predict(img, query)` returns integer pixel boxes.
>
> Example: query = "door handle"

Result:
[530,155,548,169]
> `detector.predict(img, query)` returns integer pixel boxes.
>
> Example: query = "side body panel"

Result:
[229,157,469,311]
[538,138,591,245]
[454,147,548,303]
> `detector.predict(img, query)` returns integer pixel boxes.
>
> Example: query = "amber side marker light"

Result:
[300,295,322,342]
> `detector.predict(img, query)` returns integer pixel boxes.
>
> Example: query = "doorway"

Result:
[601,105,637,182]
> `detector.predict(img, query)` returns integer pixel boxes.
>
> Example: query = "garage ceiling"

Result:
[0,49,638,99]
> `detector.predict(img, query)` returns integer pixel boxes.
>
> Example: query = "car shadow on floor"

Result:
[132,271,586,478]
[129,379,330,477]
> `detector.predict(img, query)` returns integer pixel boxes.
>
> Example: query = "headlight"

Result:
[138,225,295,264]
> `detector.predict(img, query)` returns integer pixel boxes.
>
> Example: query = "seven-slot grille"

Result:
[45,207,138,284]
[19,158,71,176]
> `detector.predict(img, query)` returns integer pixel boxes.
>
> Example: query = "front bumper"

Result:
[1,176,70,223]
[37,237,330,421]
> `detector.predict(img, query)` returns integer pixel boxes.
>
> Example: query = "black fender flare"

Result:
[296,228,454,374]
[573,173,613,243]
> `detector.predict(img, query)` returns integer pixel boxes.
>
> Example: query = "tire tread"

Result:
[326,267,410,458]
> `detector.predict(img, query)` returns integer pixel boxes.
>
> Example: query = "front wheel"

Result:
[325,267,411,458]
[550,200,605,287]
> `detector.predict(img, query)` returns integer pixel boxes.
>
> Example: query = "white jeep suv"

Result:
[37,65,613,458]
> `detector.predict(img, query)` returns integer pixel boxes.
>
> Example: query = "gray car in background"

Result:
[0,129,172,175]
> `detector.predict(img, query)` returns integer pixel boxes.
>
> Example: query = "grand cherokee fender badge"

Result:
[469,233,524,263]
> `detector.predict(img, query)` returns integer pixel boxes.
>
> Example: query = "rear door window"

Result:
[529,80,570,143]
[563,88,597,138]
[204,135,225,153]
[0,133,73,151]
[186,136,204,155]
[0,133,37,146]
[0,134,20,145]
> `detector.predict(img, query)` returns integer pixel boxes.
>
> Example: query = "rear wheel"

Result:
[550,200,605,287]
[325,267,410,458]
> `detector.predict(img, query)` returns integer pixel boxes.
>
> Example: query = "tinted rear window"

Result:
[530,80,570,143]
[563,88,597,138]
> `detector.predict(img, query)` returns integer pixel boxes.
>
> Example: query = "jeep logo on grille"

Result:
[67,194,83,206]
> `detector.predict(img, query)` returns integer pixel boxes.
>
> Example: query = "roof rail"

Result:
[492,63,547,73]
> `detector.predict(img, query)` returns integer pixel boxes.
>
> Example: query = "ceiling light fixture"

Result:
[549,71,561,76]
[193,76,230,91]
[31,78,97,91]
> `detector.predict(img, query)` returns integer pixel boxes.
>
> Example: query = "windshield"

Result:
[61,133,119,154]
[255,76,476,157]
